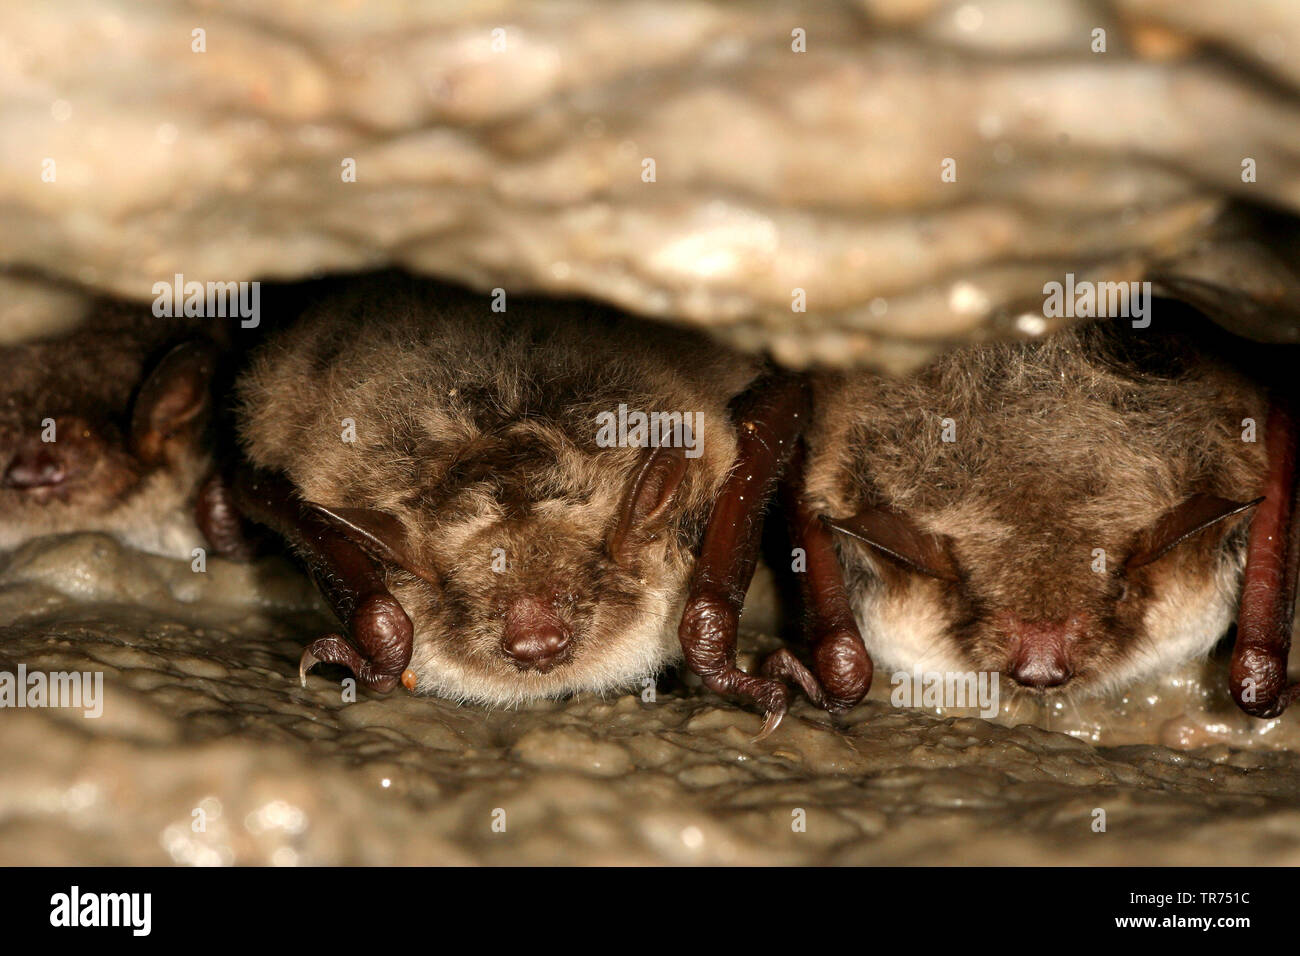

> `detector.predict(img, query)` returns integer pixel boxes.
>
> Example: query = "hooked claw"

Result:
[753,707,785,742]
[696,667,792,743]
[759,648,829,710]
[296,632,402,693]
[298,646,321,687]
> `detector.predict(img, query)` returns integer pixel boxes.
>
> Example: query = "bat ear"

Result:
[823,505,959,582]
[308,503,439,587]
[1127,494,1261,570]
[608,445,688,566]
[129,338,219,465]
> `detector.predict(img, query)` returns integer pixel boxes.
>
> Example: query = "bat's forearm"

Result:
[233,466,413,692]
[1233,398,1300,718]
[678,372,811,737]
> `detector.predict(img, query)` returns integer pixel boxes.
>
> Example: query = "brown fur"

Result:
[803,318,1270,695]
[237,278,760,705]
[0,303,213,557]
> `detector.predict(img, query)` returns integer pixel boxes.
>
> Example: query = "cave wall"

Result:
[4,0,1300,367]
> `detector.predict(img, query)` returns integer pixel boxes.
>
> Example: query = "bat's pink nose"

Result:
[501,596,571,672]
[1005,618,1076,688]
[4,447,68,489]
[3,415,105,498]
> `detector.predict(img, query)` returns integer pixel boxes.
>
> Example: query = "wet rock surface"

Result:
[2,533,1298,865]
[5,0,1300,367]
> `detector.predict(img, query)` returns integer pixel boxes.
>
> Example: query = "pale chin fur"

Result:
[406,587,686,707]
[1097,548,1244,696]
[0,453,209,561]
[850,550,1246,699]
[851,581,970,678]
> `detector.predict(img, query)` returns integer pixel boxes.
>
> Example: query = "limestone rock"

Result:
[3,0,1300,367]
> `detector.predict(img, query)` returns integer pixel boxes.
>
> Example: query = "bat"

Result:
[0,302,221,558]
[792,308,1298,719]
[222,277,808,732]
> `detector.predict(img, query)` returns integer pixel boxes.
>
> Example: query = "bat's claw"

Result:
[760,648,828,709]
[298,634,359,688]
[1233,678,1300,719]
[699,667,792,742]
[753,707,785,742]
[297,633,401,693]
[759,638,872,714]
[298,646,321,687]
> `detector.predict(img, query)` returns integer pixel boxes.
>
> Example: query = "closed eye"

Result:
[1126,494,1261,570]
[822,505,959,582]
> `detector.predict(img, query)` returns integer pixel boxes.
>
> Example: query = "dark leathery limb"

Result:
[678,372,810,740]
[777,443,873,712]
[195,469,264,560]
[233,466,413,693]
[1232,398,1300,718]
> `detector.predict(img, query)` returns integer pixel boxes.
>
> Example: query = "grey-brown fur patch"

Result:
[803,319,1269,695]
[238,277,760,704]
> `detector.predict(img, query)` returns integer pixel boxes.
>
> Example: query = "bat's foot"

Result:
[1230,642,1299,719]
[811,629,873,712]
[231,465,416,695]
[758,635,872,716]
[1233,679,1300,719]
[298,635,400,693]
[297,591,412,694]
[697,667,792,742]
[759,648,828,709]
[680,594,796,739]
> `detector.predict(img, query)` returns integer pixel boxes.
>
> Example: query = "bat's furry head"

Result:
[0,304,217,558]
[238,279,758,705]
[804,316,1270,698]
